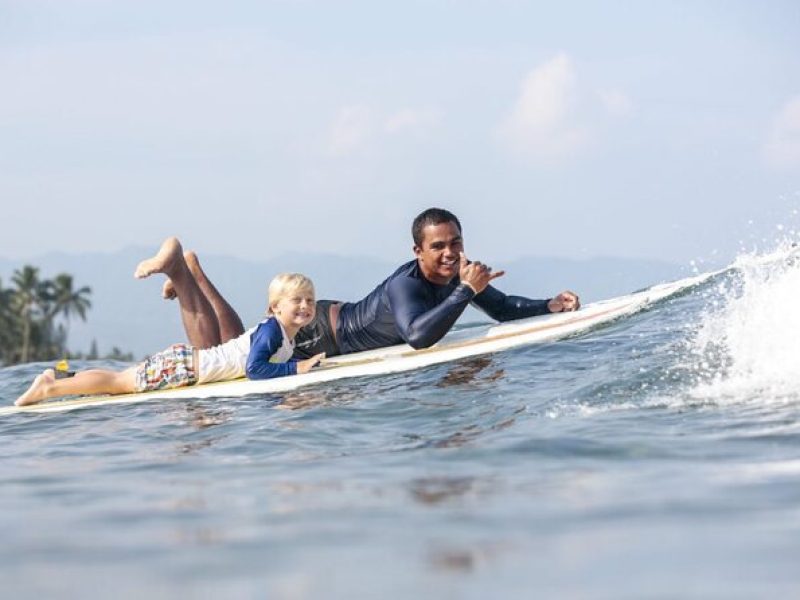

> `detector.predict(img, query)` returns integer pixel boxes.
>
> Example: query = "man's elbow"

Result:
[406,331,439,350]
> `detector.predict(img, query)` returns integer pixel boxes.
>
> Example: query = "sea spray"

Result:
[688,242,800,402]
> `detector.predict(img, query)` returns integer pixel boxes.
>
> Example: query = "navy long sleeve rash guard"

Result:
[246,318,298,379]
[336,260,551,354]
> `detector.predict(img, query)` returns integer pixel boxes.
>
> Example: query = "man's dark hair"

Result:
[412,208,462,247]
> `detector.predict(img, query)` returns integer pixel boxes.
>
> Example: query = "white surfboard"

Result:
[1,272,712,416]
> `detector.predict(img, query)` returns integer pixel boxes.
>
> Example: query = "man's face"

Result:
[414,221,464,285]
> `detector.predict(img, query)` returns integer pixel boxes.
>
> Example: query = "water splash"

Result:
[688,241,800,402]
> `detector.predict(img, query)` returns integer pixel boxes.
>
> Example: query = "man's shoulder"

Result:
[375,260,419,290]
[389,259,419,279]
[385,260,426,288]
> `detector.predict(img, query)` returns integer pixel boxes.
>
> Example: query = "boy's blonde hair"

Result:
[267,273,315,315]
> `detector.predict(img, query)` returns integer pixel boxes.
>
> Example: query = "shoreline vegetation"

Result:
[0,265,133,366]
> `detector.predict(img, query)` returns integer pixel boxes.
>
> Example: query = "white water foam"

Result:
[688,242,800,404]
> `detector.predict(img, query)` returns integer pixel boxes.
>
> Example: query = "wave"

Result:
[540,242,800,419]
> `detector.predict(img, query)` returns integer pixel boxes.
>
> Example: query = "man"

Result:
[293,208,579,358]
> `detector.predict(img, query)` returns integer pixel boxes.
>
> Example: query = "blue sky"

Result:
[2,0,799,267]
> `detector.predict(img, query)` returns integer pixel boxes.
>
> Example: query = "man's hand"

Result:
[297,352,325,374]
[459,252,505,294]
[548,291,580,313]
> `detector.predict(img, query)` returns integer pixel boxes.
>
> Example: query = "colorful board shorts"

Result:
[134,344,198,392]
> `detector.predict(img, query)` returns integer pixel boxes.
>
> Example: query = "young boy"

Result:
[15,239,324,406]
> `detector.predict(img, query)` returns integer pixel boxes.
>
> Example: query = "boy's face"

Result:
[272,288,316,329]
[413,221,464,285]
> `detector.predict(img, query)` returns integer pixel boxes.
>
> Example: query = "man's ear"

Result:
[413,245,422,257]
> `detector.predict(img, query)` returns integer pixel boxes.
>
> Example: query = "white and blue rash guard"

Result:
[335,259,551,354]
[245,317,298,379]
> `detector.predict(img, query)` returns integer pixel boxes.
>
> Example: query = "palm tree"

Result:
[48,274,92,342]
[0,278,17,364]
[11,265,53,362]
[1,268,94,365]
[10,266,45,364]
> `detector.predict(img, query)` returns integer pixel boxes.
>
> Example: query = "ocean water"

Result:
[2,247,800,599]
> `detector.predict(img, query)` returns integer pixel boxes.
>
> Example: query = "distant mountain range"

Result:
[0,248,691,359]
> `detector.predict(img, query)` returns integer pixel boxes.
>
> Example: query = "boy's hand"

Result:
[297,352,325,374]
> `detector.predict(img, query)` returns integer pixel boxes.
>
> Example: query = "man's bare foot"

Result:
[134,237,183,279]
[183,250,203,279]
[15,369,56,406]
[162,279,176,300]
[160,247,198,299]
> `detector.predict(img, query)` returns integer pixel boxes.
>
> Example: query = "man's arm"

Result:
[471,284,551,322]
[472,286,580,322]
[386,277,475,349]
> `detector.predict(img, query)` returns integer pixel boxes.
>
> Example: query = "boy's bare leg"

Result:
[183,250,245,342]
[134,237,222,348]
[16,368,136,406]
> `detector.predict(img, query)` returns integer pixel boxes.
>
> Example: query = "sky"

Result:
[1,0,799,267]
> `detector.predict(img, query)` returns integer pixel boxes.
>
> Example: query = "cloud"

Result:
[598,88,633,117]
[384,108,441,134]
[327,105,376,157]
[495,53,589,165]
[325,106,441,156]
[763,95,800,169]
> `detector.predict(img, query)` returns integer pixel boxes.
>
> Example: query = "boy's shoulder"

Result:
[252,316,280,336]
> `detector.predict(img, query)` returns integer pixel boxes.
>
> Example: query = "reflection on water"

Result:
[431,426,482,448]
[427,541,514,574]
[173,527,225,546]
[162,402,236,455]
[176,437,219,456]
[278,389,335,411]
[436,356,505,388]
[408,476,476,505]
[277,386,365,411]
[183,403,234,429]
[421,406,524,449]
[430,547,476,572]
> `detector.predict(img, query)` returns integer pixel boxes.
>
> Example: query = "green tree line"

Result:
[0,266,91,365]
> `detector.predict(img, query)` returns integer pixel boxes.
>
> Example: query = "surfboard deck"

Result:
[1,272,712,416]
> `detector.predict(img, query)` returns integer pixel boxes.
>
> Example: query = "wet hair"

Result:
[267,273,315,315]
[411,208,462,247]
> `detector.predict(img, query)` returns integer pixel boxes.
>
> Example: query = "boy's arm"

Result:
[387,277,475,349]
[246,320,298,379]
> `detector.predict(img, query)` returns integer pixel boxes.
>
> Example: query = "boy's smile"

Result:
[273,293,316,335]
